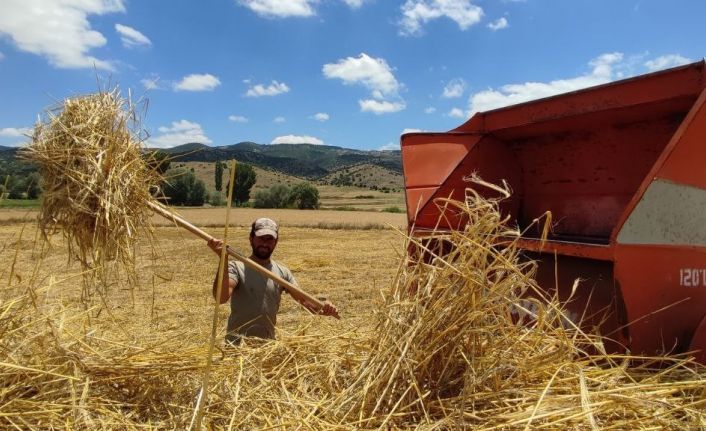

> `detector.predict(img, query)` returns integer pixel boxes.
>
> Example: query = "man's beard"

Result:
[253,245,273,260]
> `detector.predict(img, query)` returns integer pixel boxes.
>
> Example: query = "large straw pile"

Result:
[2,183,706,429]
[21,90,162,276]
[331,185,706,428]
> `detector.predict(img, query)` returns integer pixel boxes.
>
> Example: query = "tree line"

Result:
[161,159,320,209]
[2,152,320,209]
[0,172,42,199]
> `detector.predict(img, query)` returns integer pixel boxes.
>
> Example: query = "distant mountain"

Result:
[154,141,402,179]
[159,142,210,154]
[0,146,18,159]
[1,141,403,183]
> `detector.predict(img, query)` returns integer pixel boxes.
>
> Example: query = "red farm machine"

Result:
[401,60,706,361]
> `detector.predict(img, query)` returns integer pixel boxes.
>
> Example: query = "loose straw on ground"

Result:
[2,177,706,429]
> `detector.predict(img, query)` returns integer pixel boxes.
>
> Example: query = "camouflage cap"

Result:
[252,217,278,238]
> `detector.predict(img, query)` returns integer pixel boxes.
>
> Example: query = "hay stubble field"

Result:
[4,201,706,429]
[0,206,407,228]
[1,208,404,333]
[0,209,406,428]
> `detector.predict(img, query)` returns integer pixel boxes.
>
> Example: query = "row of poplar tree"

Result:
[164,160,319,209]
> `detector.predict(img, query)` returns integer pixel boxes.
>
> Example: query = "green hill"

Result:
[154,142,401,179]
[1,142,404,196]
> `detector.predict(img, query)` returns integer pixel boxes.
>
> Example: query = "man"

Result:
[208,217,338,344]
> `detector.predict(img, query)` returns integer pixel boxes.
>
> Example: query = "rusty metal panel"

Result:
[614,244,706,355]
[656,87,706,189]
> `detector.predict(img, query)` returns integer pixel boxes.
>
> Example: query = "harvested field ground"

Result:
[1,219,403,428]
[316,185,405,211]
[3,200,706,429]
[154,207,406,229]
[0,207,407,229]
[0,221,401,334]
[0,207,36,223]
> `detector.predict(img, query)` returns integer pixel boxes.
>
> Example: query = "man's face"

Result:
[250,234,277,260]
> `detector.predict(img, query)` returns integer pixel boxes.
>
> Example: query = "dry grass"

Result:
[318,162,403,191]
[316,185,405,211]
[2,186,706,429]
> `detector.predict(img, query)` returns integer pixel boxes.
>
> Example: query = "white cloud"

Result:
[312,112,330,121]
[115,24,151,48]
[398,0,483,36]
[237,0,317,18]
[442,78,466,98]
[228,115,249,123]
[589,52,623,77]
[274,116,286,123]
[342,0,366,8]
[148,120,212,148]
[378,142,399,151]
[174,74,221,92]
[237,0,368,17]
[448,107,466,118]
[157,120,200,133]
[0,0,124,70]
[270,135,324,145]
[141,77,161,90]
[645,54,692,72]
[0,52,4,61]
[359,99,406,114]
[0,127,32,137]
[324,53,406,114]
[487,17,508,31]
[468,52,625,113]
[323,53,401,96]
[424,106,436,114]
[245,80,290,97]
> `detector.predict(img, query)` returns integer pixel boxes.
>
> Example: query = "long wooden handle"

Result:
[147,201,339,318]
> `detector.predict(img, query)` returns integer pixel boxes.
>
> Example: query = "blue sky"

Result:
[1,0,705,151]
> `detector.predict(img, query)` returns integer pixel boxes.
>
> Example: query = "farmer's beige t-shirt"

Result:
[226,259,297,340]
